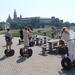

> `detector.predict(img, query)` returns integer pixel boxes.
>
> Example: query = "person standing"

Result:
[19,29,23,40]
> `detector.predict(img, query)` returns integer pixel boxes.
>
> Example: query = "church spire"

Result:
[13,9,17,20]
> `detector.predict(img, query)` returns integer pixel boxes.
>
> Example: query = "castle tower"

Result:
[13,9,17,20]
[6,14,12,23]
[20,14,22,19]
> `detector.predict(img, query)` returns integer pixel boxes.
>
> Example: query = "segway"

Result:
[4,49,15,57]
[61,46,72,69]
[61,43,75,69]
[20,48,33,58]
[61,56,72,69]
[4,37,15,57]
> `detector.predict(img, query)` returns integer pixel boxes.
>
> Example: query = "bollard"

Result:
[49,42,52,51]
[36,38,39,45]
[40,39,43,45]
[44,37,46,44]
[42,47,46,55]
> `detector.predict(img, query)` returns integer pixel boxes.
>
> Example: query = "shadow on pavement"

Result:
[16,56,27,63]
[38,50,59,56]
[38,53,48,56]
[58,67,75,75]
[0,56,7,61]
[47,50,58,55]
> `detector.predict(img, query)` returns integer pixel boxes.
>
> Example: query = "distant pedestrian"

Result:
[51,32,54,38]
[51,26,58,38]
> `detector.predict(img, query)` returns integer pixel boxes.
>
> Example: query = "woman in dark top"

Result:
[19,29,23,40]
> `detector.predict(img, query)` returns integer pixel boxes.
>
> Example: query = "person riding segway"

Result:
[5,28,15,57]
[20,27,33,57]
[61,27,75,69]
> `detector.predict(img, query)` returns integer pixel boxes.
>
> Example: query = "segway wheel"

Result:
[27,49,33,58]
[20,48,25,56]
[20,48,33,57]
[61,57,72,69]
[4,49,15,57]
[4,49,8,54]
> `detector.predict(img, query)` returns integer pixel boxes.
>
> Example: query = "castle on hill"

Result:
[6,9,51,25]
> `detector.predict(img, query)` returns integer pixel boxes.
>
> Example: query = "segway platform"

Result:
[20,48,33,58]
[4,49,15,57]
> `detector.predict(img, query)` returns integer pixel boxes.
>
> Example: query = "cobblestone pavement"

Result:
[0,35,75,75]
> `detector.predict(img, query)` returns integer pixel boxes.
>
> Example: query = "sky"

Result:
[0,0,75,23]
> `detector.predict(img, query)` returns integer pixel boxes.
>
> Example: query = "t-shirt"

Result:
[5,31,12,41]
[23,30,29,39]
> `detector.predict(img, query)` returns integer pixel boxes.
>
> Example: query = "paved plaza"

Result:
[0,35,75,75]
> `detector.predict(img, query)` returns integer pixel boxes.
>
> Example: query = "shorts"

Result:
[6,40,12,45]
[24,39,29,47]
